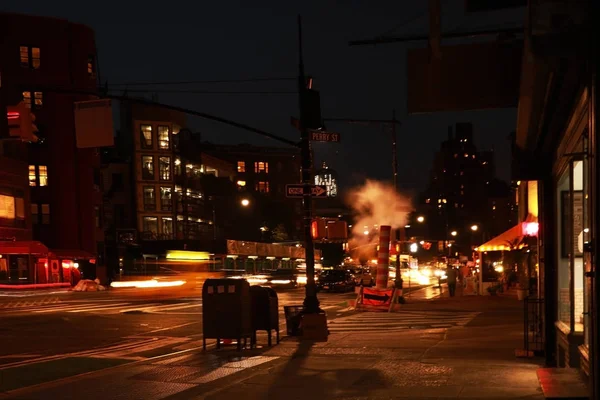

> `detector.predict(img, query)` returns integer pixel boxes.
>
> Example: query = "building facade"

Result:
[0,12,102,283]
[511,1,596,396]
[202,142,303,240]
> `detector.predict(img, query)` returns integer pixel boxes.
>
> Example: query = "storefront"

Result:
[0,241,48,285]
[551,89,592,373]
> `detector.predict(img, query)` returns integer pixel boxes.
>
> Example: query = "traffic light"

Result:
[5,102,38,142]
[302,76,322,130]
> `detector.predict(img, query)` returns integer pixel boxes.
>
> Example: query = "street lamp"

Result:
[410,243,418,253]
[363,230,369,236]
[451,230,458,237]
[417,216,425,223]
[470,224,479,232]
[240,198,250,207]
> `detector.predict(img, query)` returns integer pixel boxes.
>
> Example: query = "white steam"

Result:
[345,180,412,261]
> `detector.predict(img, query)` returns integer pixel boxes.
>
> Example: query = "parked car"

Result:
[316,269,356,293]
[349,267,374,286]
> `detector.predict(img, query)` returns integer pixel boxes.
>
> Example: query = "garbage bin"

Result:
[202,278,253,351]
[283,305,305,336]
[250,285,279,346]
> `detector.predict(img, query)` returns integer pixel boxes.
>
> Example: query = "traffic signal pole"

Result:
[297,15,320,314]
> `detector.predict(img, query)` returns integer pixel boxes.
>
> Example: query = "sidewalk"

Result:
[1,294,545,400]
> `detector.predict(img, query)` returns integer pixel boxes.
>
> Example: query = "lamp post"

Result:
[210,196,250,241]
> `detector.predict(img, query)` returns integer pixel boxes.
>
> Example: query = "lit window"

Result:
[142,216,158,238]
[142,156,154,180]
[425,198,430,204]
[161,217,173,237]
[158,126,170,149]
[20,46,40,69]
[254,161,269,173]
[31,204,39,224]
[464,153,468,158]
[41,204,50,224]
[255,181,270,193]
[87,55,96,77]
[492,205,496,210]
[143,186,156,210]
[237,161,246,173]
[140,125,153,149]
[22,91,31,108]
[454,154,458,158]
[237,180,246,187]
[159,157,171,180]
[38,165,48,186]
[28,165,36,186]
[160,187,172,211]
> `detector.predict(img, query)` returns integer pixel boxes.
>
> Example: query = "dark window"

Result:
[31,204,39,224]
[112,173,124,190]
[142,217,158,239]
[87,55,96,77]
[113,204,126,226]
[94,206,102,228]
[41,204,50,224]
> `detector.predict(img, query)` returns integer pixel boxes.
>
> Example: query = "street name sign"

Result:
[286,184,328,198]
[309,130,341,143]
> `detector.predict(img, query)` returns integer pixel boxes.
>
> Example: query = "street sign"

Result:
[286,184,328,198]
[309,130,341,143]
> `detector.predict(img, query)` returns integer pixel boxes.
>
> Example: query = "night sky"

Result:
[2,1,524,194]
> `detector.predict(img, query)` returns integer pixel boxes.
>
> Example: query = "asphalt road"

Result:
[0,286,360,394]
[0,283,441,396]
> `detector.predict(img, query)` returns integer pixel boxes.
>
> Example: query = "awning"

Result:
[475,215,539,252]
[0,241,49,255]
[48,249,96,260]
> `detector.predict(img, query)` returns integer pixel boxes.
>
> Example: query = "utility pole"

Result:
[298,15,320,314]
[392,109,403,290]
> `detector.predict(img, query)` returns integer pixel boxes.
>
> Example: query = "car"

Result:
[265,269,304,289]
[316,269,356,293]
[349,267,374,286]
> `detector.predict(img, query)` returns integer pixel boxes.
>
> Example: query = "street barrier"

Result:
[355,286,399,312]
[202,278,253,351]
[250,285,279,346]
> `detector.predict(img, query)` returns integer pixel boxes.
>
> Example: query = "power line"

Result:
[106,77,297,87]
[105,89,297,95]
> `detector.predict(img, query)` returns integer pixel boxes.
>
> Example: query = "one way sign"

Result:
[286,184,328,198]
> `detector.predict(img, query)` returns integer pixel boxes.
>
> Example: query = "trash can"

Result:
[283,305,305,336]
[202,278,253,351]
[250,286,279,346]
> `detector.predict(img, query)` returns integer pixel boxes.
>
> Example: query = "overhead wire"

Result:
[106,77,297,87]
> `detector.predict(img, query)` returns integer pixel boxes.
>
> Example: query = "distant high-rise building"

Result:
[419,123,515,251]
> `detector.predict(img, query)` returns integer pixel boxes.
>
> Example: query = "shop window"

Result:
[20,46,40,69]
[140,125,153,149]
[254,161,268,173]
[142,216,158,239]
[160,186,172,211]
[143,186,156,210]
[41,204,50,224]
[159,157,171,180]
[237,161,246,173]
[142,156,154,180]
[158,126,170,149]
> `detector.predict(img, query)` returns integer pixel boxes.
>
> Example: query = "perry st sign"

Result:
[286,184,328,198]
[309,130,341,143]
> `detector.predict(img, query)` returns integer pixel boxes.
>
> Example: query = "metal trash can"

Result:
[202,278,253,351]
[283,305,305,336]
[250,286,279,346]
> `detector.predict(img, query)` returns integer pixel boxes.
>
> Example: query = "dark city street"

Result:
[1,1,598,399]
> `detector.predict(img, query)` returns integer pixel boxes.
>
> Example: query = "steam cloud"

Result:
[345,180,412,261]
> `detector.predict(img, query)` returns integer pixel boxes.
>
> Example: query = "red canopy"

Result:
[0,241,49,255]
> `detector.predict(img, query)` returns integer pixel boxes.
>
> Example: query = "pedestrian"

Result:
[446,266,458,297]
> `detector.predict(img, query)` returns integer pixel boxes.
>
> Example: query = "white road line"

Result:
[146,321,200,334]
[35,302,131,313]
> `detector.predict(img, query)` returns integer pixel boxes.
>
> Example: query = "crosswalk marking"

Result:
[327,310,479,332]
